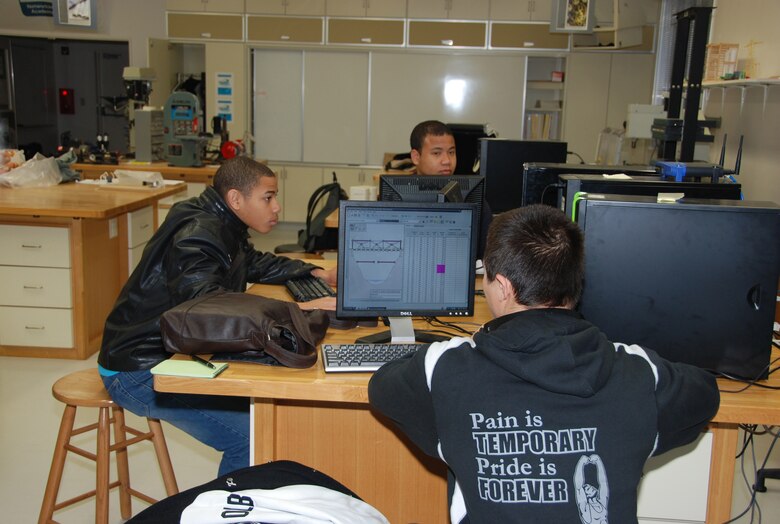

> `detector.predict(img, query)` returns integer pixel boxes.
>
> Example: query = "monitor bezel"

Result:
[336,200,478,319]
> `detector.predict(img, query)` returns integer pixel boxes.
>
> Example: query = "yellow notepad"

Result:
[150,358,228,379]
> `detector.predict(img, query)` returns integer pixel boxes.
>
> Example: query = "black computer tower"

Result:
[523,162,658,209]
[560,173,742,217]
[577,195,780,379]
[479,139,567,213]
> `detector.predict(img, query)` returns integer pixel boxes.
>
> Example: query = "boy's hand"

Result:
[299,296,336,311]
[311,267,337,286]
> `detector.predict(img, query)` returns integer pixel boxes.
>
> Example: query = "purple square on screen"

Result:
[436,264,445,274]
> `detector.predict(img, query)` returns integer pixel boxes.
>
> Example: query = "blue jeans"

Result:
[101,369,249,477]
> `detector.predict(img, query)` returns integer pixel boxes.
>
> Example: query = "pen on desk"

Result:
[191,354,216,369]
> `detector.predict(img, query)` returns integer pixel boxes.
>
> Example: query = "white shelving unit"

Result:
[524,56,566,141]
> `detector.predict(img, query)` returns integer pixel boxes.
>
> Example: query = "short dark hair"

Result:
[410,120,453,151]
[213,156,275,198]
[483,205,584,308]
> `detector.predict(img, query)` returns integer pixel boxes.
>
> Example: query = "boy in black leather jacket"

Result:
[98,156,335,476]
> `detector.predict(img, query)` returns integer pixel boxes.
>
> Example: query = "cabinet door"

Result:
[327,0,406,18]
[247,16,324,43]
[327,18,404,46]
[245,0,325,15]
[408,0,488,20]
[167,13,244,40]
[408,21,487,48]
[276,165,324,223]
[331,167,373,195]
[166,0,245,13]
[491,22,569,49]
[492,0,551,21]
[562,53,611,162]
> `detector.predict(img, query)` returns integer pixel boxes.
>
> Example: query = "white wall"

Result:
[705,0,780,205]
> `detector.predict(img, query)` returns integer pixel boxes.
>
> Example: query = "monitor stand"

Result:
[355,317,448,344]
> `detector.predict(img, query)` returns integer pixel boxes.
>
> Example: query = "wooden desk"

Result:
[154,263,780,523]
[73,162,220,186]
[0,182,185,359]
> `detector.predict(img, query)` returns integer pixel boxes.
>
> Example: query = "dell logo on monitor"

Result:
[399,312,413,316]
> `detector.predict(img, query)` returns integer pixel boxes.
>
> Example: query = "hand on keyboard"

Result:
[299,296,336,311]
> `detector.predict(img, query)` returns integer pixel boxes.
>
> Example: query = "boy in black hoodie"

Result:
[368,204,719,524]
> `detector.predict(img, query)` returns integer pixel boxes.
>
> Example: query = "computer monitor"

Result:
[479,138,568,213]
[447,123,490,174]
[379,174,485,218]
[559,173,742,217]
[576,194,780,379]
[337,200,478,344]
[522,162,658,208]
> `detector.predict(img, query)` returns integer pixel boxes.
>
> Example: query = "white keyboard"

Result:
[321,343,422,373]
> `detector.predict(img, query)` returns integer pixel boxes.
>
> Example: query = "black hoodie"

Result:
[368,308,719,523]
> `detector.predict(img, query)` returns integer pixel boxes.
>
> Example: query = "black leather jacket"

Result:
[98,186,318,371]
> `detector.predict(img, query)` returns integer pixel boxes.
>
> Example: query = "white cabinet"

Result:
[127,206,155,274]
[326,0,406,18]
[245,0,325,15]
[637,432,712,523]
[332,167,377,198]
[0,225,74,349]
[407,0,489,20]
[166,0,245,13]
[270,165,324,222]
[490,0,552,21]
[570,0,650,49]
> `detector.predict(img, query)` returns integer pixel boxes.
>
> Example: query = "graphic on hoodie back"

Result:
[469,409,609,522]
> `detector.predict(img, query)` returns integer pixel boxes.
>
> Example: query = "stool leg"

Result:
[38,404,77,524]
[95,406,111,524]
[147,418,179,496]
[112,407,132,519]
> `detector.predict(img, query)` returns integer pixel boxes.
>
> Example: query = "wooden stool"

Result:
[38,369,179,524]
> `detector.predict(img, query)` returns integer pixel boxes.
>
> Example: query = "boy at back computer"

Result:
[368,204,719,523]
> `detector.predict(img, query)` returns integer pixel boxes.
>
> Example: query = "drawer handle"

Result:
[280,35,290,41]
[140,224,150,230]
[21,244,43,249]
[25,325,45,330]
[23,285,44,290]
[441,39,454,46]
[360,37,372,44]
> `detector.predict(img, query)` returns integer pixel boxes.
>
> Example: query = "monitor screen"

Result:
[337,200,478,342]
[576,194,780,379]
[479,139,568,213]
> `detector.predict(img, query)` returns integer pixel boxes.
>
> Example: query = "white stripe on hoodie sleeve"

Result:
[424,337,476,391]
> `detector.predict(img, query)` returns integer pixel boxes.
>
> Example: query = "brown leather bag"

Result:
[160,291,329,368]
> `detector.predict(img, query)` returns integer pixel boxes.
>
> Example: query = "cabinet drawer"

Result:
[129,243,147,274]
[491,23,570,50]
[247,16,324,43]
[0,267,72,308]
[0,225,70,268]
[127,206,154,248]
[167,13,244,40]
[408,21,486,48]
[0,306,73,348]
[327,18,405,46]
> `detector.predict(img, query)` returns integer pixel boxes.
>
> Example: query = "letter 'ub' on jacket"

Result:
[368,308,719,524]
